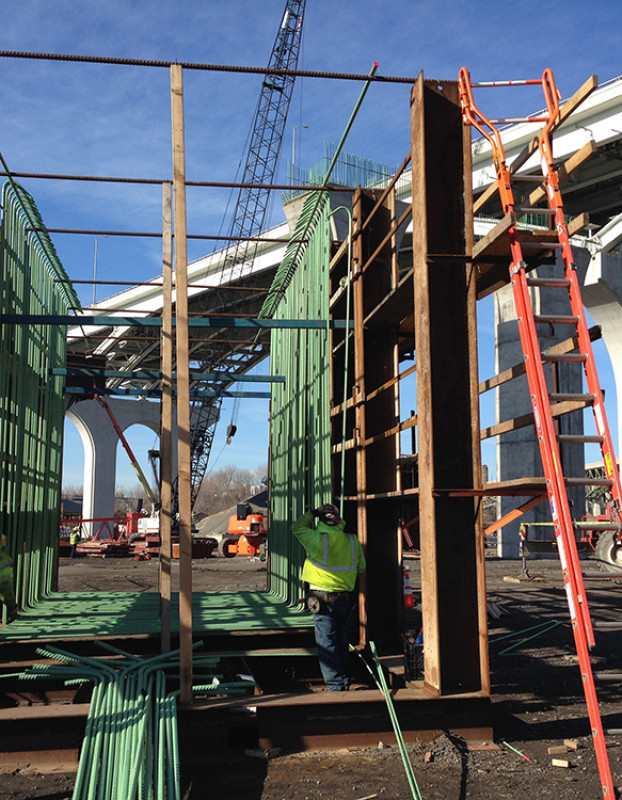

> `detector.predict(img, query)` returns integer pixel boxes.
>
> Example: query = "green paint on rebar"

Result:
[0,590,315,640]
[0,180,79,623]
[16,644,254,800]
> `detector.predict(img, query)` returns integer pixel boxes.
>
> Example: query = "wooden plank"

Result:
[361,202,412,275]
[483,477,547,496]
[159,181,173,654]
[464,106,490,698]
[472,212,516,261]
[478,326,601,394]
[473,75,598,214]
[368,187,404,619]
[332,413,418,454]
[352,188,368,648]
[525,140,597,207]
[474,139,596,297]
[341,487,420,502]
[412,76,486,696]
[475,220,560,267]
[360,151,412,234]
[366,363,416,403]
[0,703,91,721]
[364,415,418,446]
[331,363,416,416]
[567,212,590,237]
[170,64,193,704]
[481,399,590,440]
[363,267,414,328]
[484,495,547,536]
[329,236,349,272]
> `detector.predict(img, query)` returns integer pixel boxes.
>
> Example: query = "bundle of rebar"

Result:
[0,179,80,619]
[267,194,332,605]
[14,643,254,800]
[0,589,314,641]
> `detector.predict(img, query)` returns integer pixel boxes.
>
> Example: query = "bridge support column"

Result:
[495,260,585,557]
[66,398,162,536]
[581,248,622,463]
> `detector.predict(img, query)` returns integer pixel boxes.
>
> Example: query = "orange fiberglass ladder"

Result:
[459,67,621,799]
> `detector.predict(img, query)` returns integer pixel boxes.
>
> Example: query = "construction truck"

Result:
[220,503,267,558]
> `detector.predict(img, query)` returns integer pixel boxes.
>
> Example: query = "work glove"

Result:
[313,504,341,525]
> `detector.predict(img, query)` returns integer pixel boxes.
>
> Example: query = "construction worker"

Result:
[69,526,80,559]
[0,536,17,624]
[292,503,366,691]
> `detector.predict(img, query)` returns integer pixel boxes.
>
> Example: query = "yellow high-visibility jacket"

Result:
[292,511,366,592]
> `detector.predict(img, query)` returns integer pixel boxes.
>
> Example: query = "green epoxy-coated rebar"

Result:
[366,642,424,800]
[0,590,314,641]
[15,645,253,800]
[262,69,379,604]
[0,179,79,621]
[266,195,332,606]
[490,619,566,655]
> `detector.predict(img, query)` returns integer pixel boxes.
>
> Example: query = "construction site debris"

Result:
[564,739,580,750]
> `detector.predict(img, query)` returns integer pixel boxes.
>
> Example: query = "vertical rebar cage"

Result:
[0,180,79,616]
[267,191,332,604]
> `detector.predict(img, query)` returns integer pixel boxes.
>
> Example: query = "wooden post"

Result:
[159,181,173,653]
[351,188,368,647]
[411,73,488,695]
[170,64,193,703]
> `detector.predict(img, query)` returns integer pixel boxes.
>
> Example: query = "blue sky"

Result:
[2,0,621,488]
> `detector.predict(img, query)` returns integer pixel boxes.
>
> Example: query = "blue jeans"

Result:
[312,595,352,690]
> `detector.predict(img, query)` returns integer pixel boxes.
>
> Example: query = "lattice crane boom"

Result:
[222,0,306,281]
[177,1,306,513]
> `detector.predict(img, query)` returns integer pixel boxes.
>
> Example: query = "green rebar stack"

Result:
[0,589,314,641]
[14,643,253,800]
[0,179,80,620]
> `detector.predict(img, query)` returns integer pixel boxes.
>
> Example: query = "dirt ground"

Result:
[2,552,621,800]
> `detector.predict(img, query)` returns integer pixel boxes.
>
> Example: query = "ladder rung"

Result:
[574,521,619,530]
[593,621,622,630]
[470,79,546,88]
[565,477,614,487]
[542,353,587,363]
[534,314,579,325]
[488,116,548,124]
[512,175,545,182]
[550,392,594,403]
[527,277,572,288]
[514,207,557,215]
[594,673,622,681]
[558,434,605,444]
[584,574,622,580]
[521,241,563,248]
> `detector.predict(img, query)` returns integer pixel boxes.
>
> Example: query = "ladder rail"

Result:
[537,85,622,519]
[459,65,598,646]
[510,257,596,649]
[459,66,616,800]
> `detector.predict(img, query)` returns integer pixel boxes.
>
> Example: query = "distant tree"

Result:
[62,485,83,498]
[194,465,267,515]
[114,484,152,517]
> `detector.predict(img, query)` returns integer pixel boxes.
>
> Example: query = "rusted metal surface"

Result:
[184,687,492,751]
[410,76,488,696]
[0,50,417,83]
[0,703,87,773]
